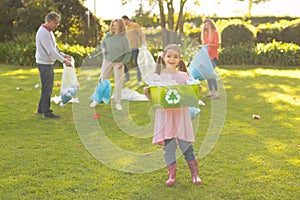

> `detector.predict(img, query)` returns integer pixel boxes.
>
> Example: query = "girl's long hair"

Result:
[201,18,221,44]
[155,44,187,74]
[155,55,163,74]
[178,60,188,73]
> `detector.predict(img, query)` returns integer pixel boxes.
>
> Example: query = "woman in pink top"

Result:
[201,18,221,99]
[144,44,202,186]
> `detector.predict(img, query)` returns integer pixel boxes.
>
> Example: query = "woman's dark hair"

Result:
[121,15,129,20]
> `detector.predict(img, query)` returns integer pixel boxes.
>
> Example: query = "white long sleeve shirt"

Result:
[35,25,65,64]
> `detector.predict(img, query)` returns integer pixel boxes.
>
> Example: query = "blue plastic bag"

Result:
[90,79,111,104]
[189,106,201,118]
[61,84,78,104]
[188,45,218,80]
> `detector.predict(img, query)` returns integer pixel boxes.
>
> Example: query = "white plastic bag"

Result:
[137,47,156,84]
[60,57,80,106]
[111,88,149,101]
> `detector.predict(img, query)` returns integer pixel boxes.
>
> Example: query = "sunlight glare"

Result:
[260,91,299,107]
[1,69,38,76]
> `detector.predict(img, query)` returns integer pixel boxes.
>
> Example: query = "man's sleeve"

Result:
[40,32,65,63]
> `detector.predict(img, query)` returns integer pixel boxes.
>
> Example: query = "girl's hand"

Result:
[143,86,151,100]
[198,85,202,93]
[143,87,150,95]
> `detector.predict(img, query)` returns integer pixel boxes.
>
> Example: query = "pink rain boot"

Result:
[165,163,177,186]
[187,160,202,185]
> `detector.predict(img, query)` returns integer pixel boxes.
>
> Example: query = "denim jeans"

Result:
[37,63,54,114]
[207,58,218,91]
[163,138,196,165]
[124,48,141,82]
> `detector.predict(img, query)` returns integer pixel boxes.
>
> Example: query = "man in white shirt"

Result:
[35,11,71,119]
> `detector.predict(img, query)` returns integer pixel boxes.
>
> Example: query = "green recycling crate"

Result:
[149,84,200,108]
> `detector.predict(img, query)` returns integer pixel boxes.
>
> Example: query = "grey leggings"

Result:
[163,138,196,165]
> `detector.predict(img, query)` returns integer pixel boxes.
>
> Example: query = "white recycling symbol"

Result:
[164,88,181,105]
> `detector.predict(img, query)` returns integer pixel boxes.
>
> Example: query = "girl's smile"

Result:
[163,49,180,68]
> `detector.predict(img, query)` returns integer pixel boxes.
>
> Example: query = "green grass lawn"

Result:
[0,64,299,200]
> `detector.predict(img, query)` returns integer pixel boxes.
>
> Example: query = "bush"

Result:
[0,37,94,67]
[0,34,36,66]
[0,42,11,64]
[256,19,299,44]
[221,23,256,47]
[0,41,36,66]
[56,43,95,67]
[255,40,300,66]
[218,45,255,65]
[218,40,300,66]
[256,25,282,43]
[278,19,300,45]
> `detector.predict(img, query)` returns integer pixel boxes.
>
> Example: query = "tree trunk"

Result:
[175,0,187,33]
[158,0,166,29]
[166,0,174,30]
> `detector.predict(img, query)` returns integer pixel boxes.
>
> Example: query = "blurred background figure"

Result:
[122,15,147,86]
[201,18,221,99]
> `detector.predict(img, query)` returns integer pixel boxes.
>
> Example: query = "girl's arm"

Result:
[143,87,151,100]
[198,85,203,93]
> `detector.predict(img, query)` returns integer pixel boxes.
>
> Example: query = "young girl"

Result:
[90,19,131,110]
[144,44,202,186]
[201,18,221,99]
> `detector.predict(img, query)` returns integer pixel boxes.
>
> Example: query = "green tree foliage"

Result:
[0,0,24,41]
[54,0,103,46]
[122,0,199,46]
[14,0,56,35]
[0,0,104,46]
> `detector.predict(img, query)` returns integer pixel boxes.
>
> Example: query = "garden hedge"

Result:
[1,18,300,67]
